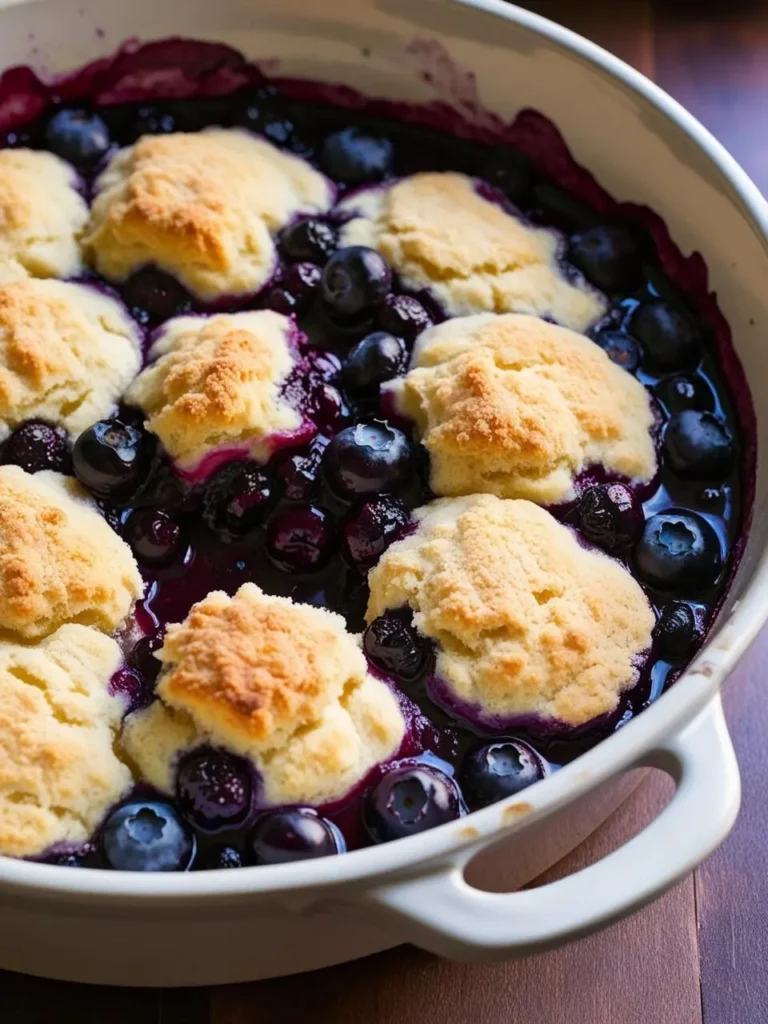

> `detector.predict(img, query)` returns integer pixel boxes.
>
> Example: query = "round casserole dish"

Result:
[0,0,766,987]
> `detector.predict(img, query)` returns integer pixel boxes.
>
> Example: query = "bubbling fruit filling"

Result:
[0,39,753,871]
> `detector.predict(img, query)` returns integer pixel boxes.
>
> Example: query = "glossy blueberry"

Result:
[460,741,545,809]
[248,808,345,865]
[321,246,392,320]
[567,225,642,293]
[129,630,164,685]
[73,419,153,502]
[177,749,252,831]
[653,602,698,664]
[214,846,243,869]
[101,800,195,872]
[266,504,336,572]
[634,510,722,590]
[121,267,193,325]
[365,764,463,843]
[592,330,641,373]
[324,422,412,500]
[44,108,111,165]
[343,332,408,395]
[578,483,644,551]
[343,496,410,572]
[321,126,394,184]
[202,461,275,541]
[1,420,71,474]
[654,375,714,415]
[261,286,298,316]
[377,294,433,343]
[283,261,322,311]
[124,509,184,568]
[363,612,433,685]
[279,218,339,264]
[633,300,701,373]
[480,147,534,203]
[305,383,352,435]
[273,436,330,501]
[663,410,736,480]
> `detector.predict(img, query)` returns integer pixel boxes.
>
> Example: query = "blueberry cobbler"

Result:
[0,41,753,872]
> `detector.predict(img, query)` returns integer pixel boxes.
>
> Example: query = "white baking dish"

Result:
[0,0,766,987]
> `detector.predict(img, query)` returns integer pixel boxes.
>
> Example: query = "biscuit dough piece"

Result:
[122,584,405,806]
[367,495,655,728]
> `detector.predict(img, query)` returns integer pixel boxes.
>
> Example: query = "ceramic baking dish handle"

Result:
[365,697,739,960]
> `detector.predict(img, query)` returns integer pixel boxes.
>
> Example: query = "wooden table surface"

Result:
[5,2,768,1021]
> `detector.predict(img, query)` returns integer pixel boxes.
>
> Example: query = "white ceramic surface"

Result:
[0,0,766,986]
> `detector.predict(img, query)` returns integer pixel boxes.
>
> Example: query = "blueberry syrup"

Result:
[3,38,754,869]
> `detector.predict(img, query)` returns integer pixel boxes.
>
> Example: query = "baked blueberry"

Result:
[634,510,722,590]
[305,383,352,436]
[592,330,641,373]
[343,496,410,572]
[121,267,193,325]
[283,261,322,311]
[73,419,153,502]
[129,630,165,685]
[321,126,394,184]
[110,667,146,712]
[279,218,339,264]
[633,300,701,372]
[265,504,336,572]
[363,612,433,685]
[209,846,243,870]
[44,108,111,165]
[377,294,433,343]
[653,602,698,664]
[654,375,714,415]
[343,332,408,395]
[248,808,345,864]
[365,764,463,842]
[480,147,534,203]
[460,741,545,809]
[273,436,329,501]
[124,509,183,568]
[321,246,392,320]
[101,800,195,872]
[202,461,275,542]
[323,422,413,500]
[176,749,252,831]
[578,483,644,551]
[663,410,736,480]
[1,421,72,474]
[567,225,642,293]
[530,182,599,231]
[261,286,297,316]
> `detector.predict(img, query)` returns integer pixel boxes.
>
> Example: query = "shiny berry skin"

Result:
[634,510,723,590]
[279,218,339,264]
[273,436,329,501]
[363,613,433,685]
[321,126,394,184]
[73,419,153,502]
[109,668,146,712]
[1,420,71,474]
[129,630,164,685]
[663,410,736,480]
[653,602,698,664]
[283,261,322,310]
[321,247,392,320]
[578,483,644,551]
[480,147,534,202]
[210,846,243,870]
[266,504,336,572]
[101,800,195,872]
[44,108,111,164]
[262,286,297,316]
[343,332,408,395]
[124,509,183,568]
[592,330,641,373]
[248,808,345,864]
[377,294,433,342]
[202,461,275,541]
[343,496,410,572]
[121,267,193,325]
[176,749,252,831]
[365,764,463,843]
[323,422,413,500]
[461,741,545,809]
[305,383,352,435]
[654,375,714,415]
[633,300,701,372]
[567,225,642,292]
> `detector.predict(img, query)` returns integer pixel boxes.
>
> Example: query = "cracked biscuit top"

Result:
[0,468,143,641]
[0,149,89,280]
[0,275,141,439]
[83,129,334,300]
[126,310,302,469]
[367,495,655,728]
[122,584,405,807]
[338,172,606,331]
[389,313,657,505]
[0,624,133,858]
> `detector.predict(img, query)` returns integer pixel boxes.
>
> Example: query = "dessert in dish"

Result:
[0,39,752,870]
